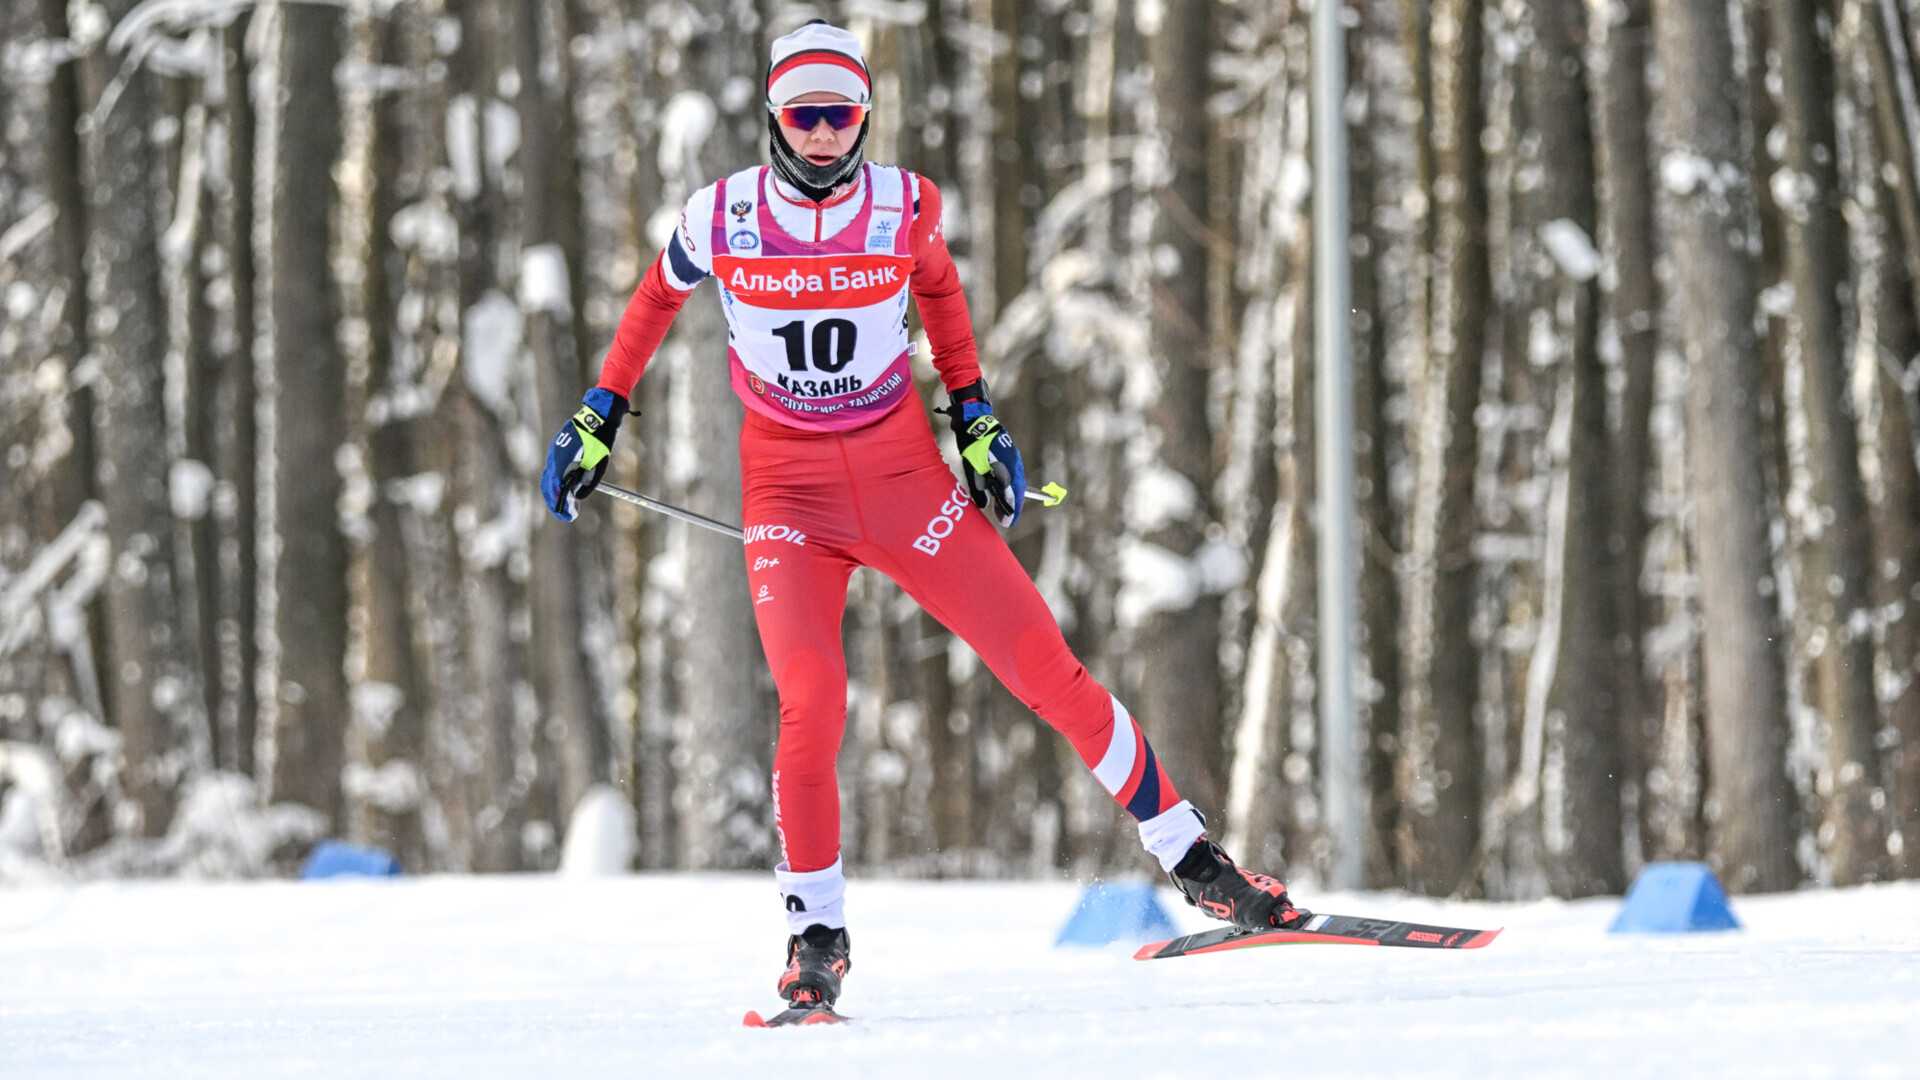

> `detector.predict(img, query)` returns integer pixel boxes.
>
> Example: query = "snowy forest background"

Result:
[4,0,1920,899]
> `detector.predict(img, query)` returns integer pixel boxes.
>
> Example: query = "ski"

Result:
[1134,913,1502,960]
[742,1004,851,1028]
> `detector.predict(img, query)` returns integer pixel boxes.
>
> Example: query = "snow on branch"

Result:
[2,36,83,87]
[657,91,718,184]
[0,204,58,266]
[0,741,68,869]
[843,0,930,26]
[1538,220,1600,283]
[0,503,107,658]
[462,290,523,419]
[446,96,520,202]
[519,245,573,317]
[108,0,256,54]
[89,0,352,128]
[1117,537,1246,629]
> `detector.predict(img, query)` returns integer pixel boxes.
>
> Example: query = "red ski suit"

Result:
[597,165,1194,874]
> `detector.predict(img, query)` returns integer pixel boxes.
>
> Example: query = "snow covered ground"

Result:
[3,872,1916,1079]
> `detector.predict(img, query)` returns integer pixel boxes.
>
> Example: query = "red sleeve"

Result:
[594,256,696,397]
[908,177,983,392]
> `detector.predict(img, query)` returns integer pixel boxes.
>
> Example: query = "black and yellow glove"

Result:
[945,380,1027,527]
[539,388,628,522]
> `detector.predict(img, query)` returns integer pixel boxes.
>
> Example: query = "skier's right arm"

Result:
[539,186,716,522]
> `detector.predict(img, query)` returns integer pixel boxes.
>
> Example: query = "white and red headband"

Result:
[767,22,871,106]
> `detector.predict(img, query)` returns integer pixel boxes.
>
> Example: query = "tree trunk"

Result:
[88,0,204,836]
[336,0,432,867]
[1765,0,1891,885]
[442,3,543,870]
[1353,0,1405,891]
[985,0,1032,322]
[1133,0,1226,819]
[1866,145,1920,882]
[149,74,218,780]
[896,0,972,868]
[1851,0,1920,878]
[515,0,613,832]
[35,0,98,537]
[0,1,85,736]
[1232,226,1318,873]
[588,0,678,871]
[211,14,262,779]
[261,0,352,827]
[1400,0,1435,348]
[37,0,106,719]
[1594,0,1661,873]
[1481,0,1543,898]
[667,0,776,871]
[1652,0,1800,892]
[964,0,1068,870]
[1523,0,1626,898]
[1223,3,1313,874]
[1861,0,1920,321]
[1058,0,1144,872]
[1397,0,1488,896]
[377,0,481,871]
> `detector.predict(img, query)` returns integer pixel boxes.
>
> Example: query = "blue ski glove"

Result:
[540,387,628,522]
[945,380,1026,528]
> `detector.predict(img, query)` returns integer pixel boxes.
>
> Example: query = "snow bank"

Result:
[558,784,635,876]
[152,772,326,876]
[1,874,1914,1077]
[0,742,63,868]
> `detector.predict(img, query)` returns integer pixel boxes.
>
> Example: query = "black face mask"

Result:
[768,112,870,202]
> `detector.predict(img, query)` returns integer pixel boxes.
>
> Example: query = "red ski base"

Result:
[743,1005,850,1028]
[1135,912,1502,960]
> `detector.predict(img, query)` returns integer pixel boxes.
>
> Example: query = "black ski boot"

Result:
[743,924,854,1028]
[1169,838,1310,932]
[776,923,851,1010]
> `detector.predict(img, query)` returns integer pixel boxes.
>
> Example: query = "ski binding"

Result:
[743,1003,850,1028]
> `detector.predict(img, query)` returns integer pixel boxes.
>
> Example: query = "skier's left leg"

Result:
[837,405,1306,929]
[851,464,1206,872]
[865,477,1306,928]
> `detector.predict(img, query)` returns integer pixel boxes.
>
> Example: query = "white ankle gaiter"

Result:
[1139,800,1208,872]
[775,857,847,935]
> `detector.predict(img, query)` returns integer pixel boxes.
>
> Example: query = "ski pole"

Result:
[593,479,1070,542]
[594,482,746,542]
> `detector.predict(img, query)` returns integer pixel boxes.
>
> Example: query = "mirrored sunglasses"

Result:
[772,103,869,131]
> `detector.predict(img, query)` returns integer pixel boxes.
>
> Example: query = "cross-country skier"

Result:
[540,20,1309,1018]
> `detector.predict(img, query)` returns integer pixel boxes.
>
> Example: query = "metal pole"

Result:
[594,482,747,542]
[593,479,1071,543]
[1313,0,1365,890]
